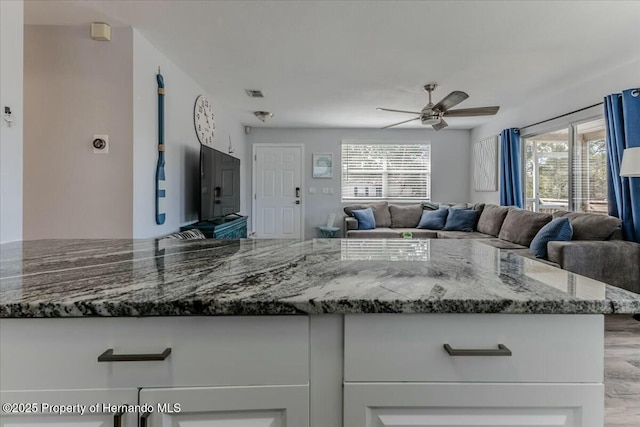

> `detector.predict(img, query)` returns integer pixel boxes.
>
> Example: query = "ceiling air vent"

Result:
[245,89,264,98]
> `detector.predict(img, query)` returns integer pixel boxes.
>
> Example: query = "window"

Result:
[573,119,607,213]
[341,142,431,201]
[524,117,606,213]
[524,128,570,212]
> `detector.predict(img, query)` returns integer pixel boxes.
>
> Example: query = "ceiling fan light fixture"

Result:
[421,116,440,126]
[253,111,274,122]
[378,83,500,130]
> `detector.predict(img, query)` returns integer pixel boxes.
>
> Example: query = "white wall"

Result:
[0,0,24,243]
[24,25,134,240]
[470,56,640,205]
[249,128,471,239]
[132,30,249,238]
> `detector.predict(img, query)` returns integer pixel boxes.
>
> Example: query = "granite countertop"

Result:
[1,238,639,317]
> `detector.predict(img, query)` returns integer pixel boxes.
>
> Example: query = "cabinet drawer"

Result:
[344,382,603,427]
[344,314,603,383]
[140,385,309,427]
[0,316,308,390]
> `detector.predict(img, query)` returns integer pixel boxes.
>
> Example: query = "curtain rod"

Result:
[516,101,603,133]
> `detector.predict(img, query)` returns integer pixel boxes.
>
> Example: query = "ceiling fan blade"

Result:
[377,107,422,115]
[432,91,469,112]
[443,106,500,117]
[432,119,449,131]
[381,117,421,129]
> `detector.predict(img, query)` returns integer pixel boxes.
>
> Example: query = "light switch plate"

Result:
[309,187,316,194]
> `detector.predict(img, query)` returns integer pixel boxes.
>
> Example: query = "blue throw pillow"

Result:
[530,217,573,259]
[417,208,449,229]
[442,208,479,232]
[352,208,376,230]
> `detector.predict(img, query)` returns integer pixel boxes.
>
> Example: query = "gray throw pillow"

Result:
[439,202,471,209]
[551,211,622,240]
[477,204,511,237]
[344,201,391,227]
[422,201,440,211]
[389,204,424,228]
[498,209,552,247]
[473,203,486,214]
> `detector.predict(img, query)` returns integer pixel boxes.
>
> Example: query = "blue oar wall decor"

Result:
[155,67,166,225]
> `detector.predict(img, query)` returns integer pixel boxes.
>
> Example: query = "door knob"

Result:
[295,200,300,204]
[295,187,301,197]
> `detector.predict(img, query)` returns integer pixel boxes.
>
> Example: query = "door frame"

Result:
[252,143,306,239]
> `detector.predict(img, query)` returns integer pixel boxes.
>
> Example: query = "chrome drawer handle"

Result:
[97,348,171,362]
[140,411,151,427]
[444,343,512,356]
[113,411,124,427]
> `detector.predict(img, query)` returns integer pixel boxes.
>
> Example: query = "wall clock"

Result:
[194,95,215,145]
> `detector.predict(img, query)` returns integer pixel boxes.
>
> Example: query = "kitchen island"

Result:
[1,238,639,427]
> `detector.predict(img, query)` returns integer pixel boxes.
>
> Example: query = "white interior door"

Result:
[254,145,303,239]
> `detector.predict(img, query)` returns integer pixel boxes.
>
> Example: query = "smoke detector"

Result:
[254,111,274,122]
[91,22,111,41]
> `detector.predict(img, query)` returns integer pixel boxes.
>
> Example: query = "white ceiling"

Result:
[24,0,640,129]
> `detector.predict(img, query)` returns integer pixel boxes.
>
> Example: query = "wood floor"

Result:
[605,314,640,427]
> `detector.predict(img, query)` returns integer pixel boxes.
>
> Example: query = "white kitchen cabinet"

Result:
[344,383,603,427]
[344,314,603,383]
[0,389,137,427]
[139,385,309,427]
[0,314,607,427]
[343,314,604,427]
[0,316,310,426]
[0,317,309,390]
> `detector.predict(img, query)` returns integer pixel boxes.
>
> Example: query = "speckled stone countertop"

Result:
[1,238,639,317]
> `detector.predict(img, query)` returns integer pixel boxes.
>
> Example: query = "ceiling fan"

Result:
[377,84,500,131]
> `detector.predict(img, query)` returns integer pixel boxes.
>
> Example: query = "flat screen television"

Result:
[199,145,241,221]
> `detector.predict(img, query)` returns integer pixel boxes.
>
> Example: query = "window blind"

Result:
[572,119,607,213]
[523,117,607,214]
[341,143,431,200]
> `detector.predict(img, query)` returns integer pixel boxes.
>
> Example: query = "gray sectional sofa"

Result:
[343,201,640,294]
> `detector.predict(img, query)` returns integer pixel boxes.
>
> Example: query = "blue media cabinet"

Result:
[180,215,248,239]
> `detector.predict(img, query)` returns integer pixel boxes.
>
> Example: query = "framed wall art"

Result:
[473,135,498,191]
[312,153,333,178]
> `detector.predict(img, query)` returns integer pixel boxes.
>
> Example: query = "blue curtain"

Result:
[499,128,523,208]
[605,88,640,243]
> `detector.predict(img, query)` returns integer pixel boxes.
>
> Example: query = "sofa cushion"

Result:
[477,204,511,237]
[417,208,449,230]
[352,208,376,230]
[529,218,573,259]
[442,208,479,232]
[498,209,552,247]
[344,201,391,227]
[551,210,622,241]
[346,228,400,238]
[437,231,493,239]
[390,204,423,228]
[546,240,640,293]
